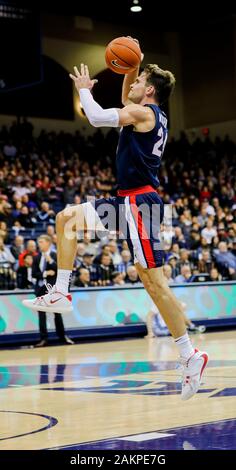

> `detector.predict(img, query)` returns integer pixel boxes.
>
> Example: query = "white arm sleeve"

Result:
[79,88,119,128]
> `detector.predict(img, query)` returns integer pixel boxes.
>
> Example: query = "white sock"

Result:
[174,333,194,359]
[55,269,71,295]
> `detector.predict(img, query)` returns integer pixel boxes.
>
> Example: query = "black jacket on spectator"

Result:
[32,251,57,292]
[37,211,55,223]
[96,264,114,284]
[17,213,36,228]
[17,266,35,289]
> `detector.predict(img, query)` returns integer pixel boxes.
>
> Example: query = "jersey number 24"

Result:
[152,127,168,158]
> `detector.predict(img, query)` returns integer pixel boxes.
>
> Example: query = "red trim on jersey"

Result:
[130,195,156,269]
[117,185,157,197]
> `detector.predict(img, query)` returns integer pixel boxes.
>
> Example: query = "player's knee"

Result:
[56,205,85,233]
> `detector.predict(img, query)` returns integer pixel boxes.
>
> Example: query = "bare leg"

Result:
[136,263,186,339]
[56,205,87,270]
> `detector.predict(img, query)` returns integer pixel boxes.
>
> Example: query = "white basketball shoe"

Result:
[180,348,209,400]
[22,284,73,314]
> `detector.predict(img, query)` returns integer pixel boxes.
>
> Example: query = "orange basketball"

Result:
[105,37,141,74]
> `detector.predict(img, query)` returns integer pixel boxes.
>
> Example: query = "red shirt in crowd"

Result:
[18,250,38,267]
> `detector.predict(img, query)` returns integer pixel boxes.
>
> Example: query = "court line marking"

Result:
[118,432,176,442]
[0,410,58,441]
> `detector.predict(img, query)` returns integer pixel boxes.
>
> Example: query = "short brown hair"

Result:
[37,234,52,243]
[144,64,176,104]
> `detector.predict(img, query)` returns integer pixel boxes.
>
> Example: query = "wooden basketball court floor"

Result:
[0,330,236,450]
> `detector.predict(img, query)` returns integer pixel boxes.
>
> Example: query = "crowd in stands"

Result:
[0,119,235,290]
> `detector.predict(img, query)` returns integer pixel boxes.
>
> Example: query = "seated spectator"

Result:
[0,221,8,241]
[189,230,201,250]
[64,178,77,205]
[18,240,38,267]
[227,228,236,246]
[198,249,213,274]
[212,235,220,250]
[83,230,99,255]
[77,252,97,285]
[0,235,15,264]
[179,209,192,228]
[111,271,125,286]
[163,223,175,245]
[125,265,140,284]
[10,235,24,260]
[96,253,114,286]
[168,243,180,260]
[172,226,187,248]
[197,207,208,228]
[120,240,129,252]
[163,264,175,284]
[108,240,122,265]
[200,186,211,202]
[216,207,226,224]
[93,245,113,266]
[17,206,37,228]
[0,199,14,226]
[175,265,193,283]
[172,198,184,218]
[12,177,32,199]
[217,222,228,242]
[12,200,23,220]
[203,200,216,217]
[201,219,217,245]
[209,267,222,282]
[74,268,91,287]
[37,202,55,223]
[80,252,94,269]
[74,242,86,269]
[212,197,220,211]
[197,236,210,258]
[22,194,38,212]
[190,198,201,217]
[214,241,236,280]
[17,253,36,289]
[178,248,191,268]
[167,254,179,278]
[116,249,132,275]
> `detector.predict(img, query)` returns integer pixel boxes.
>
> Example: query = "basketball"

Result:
[105,36,141,74]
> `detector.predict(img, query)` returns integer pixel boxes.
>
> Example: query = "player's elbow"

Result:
[88,115,102,127]
[88,109,120,128]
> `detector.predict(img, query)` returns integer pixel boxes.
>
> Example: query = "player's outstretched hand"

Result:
[69,64,98,92]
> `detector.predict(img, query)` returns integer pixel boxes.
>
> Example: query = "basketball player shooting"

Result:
[23,38,208,400]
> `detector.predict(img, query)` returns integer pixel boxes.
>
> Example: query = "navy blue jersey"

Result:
[116,104,168,190]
